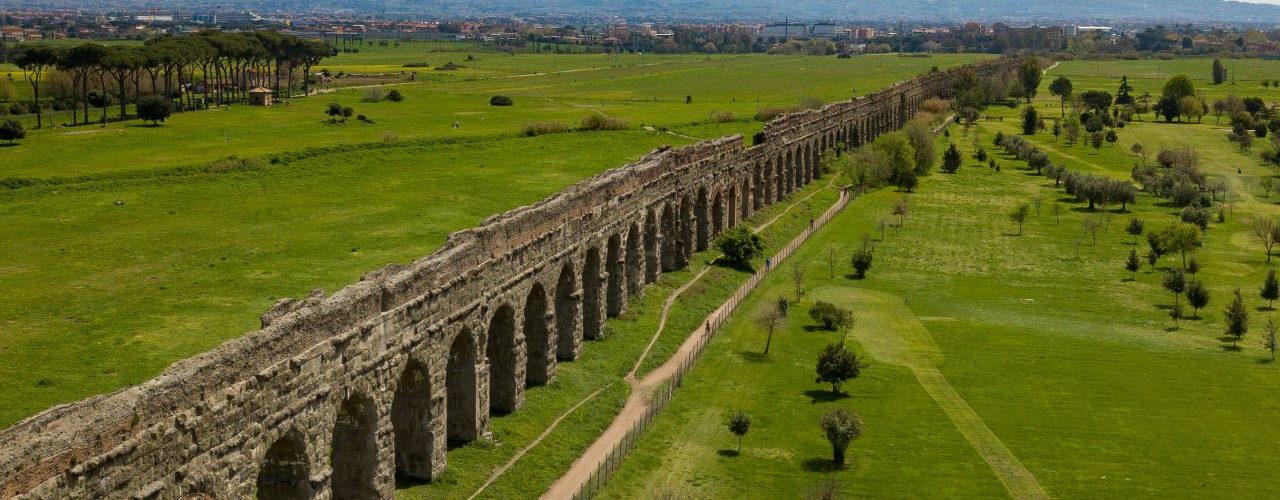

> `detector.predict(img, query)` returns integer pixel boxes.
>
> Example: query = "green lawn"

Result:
[2,53,985,180]
[597,96,1280,498]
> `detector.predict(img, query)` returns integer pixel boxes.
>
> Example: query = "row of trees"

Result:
[13,31,334,128]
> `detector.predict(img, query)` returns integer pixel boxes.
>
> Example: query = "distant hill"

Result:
[370,0,1280,23]
[7,0,1280,23]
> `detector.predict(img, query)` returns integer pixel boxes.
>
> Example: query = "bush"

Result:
[361,88,384,102]
[520,120,570,137]
[402,62,429,68]
[808,301,852,330]
[714,226,764,266]
[798,96,825,110]
[579,114,629,131]
[755,106,795,122]
[709,110,736,123]
[385,89,405,102]
[489,95,514,106]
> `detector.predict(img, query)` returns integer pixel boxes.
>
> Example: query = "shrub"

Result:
[798,96,825,110]
[385,89,405,102]
[489,95,513,106]
[709,110,736,123]
[755,106,795,122]
[402,62,429,68]
[714,226,763,266]
[579,114,629,131]
[520,120,571,137]
[808,301,852,330]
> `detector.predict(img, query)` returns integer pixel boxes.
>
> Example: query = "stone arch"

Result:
[524,283,552,386]
[447,330,478,444]
[606,234,625,318]
[583,247,604,340]
[644,208,659,283]
[660,204,678,272]
[740,177,752,222]
[726,184,737,229]
[257,432,311,500]
[486,304,521,414]
[678,195,693,268]
[391,359,435,482]
[695,186,710,252]
[330,393,378,499]
[555,264,580,361]
[626,223,643,295]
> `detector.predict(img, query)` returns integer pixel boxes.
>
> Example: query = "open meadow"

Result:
[0,46,986,435]
[596,59,1280,498]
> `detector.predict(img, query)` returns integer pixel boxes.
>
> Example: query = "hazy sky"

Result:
[1235,0,1280,4]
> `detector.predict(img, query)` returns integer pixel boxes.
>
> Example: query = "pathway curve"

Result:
[543,188,850,499]
[469,183,835,499]
[812,286,1049,500]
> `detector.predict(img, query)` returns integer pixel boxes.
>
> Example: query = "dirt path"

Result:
[543,188,850,499]
[1042,61,1061,75]
[813,287,1049,500]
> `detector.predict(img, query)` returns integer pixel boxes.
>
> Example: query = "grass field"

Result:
[0,52,984,431]
[596,83,1280,498]
[2,46,984,179]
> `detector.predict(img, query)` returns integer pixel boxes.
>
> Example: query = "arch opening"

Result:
[330,394,378,499]
[392,361,434,483]
[555,264,580,361]
[257,433,310,500]
[446,330,477,445]
[486,304,520,414]
[524,283,552,386]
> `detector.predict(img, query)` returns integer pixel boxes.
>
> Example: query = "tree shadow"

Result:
[395,474,431,488]
[801,457,844,472]
[844,273,867,280]
[1257,357,1276,365]
[1120,277,1135,282]
[804,389,850,404]
[1164,326,1180,332]
[0,143,19,148]
[803,325,834,333]
[1218,339,1243,351]
[1257,306,1276,312]
[1155,304,1173,310]
[737,350,768,363]
[713,258,756,273]
[717,449,740,458]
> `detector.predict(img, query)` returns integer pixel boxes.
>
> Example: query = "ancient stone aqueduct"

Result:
[0,57,1015,499]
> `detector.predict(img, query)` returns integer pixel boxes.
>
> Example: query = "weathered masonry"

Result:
[0,57,1017,499]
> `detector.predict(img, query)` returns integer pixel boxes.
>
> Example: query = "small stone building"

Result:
[248,87,274,106]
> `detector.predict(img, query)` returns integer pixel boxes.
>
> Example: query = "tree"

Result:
[872,132,917,191]
[1225,287,1250,348]
[1126,250,1141,279]
[1018,57,1042,103]
[135,95,171,126]
[850,242,874,279]
[754,306,784,355]
[1126,217,1145,244]
[1063,115,1082,145]
[1148,248,1159,272]
[1170,301,1184,328]
[1161,74,1197,122]
[1263,270,1280,309]
[1213,58,1227,85]
[1163,268,1187,307]
[1048,76,1073,116]
[1186,280,1210,318]
[715,226,764,266]
[903,122,936,175]
[728,411,751,453]
[1083,219,1101,244]
[1263,319,1279,361]
[1009,203,1031,236]
[15,45,60,129]
[1251,218,1280,262]
[1018,106,1038,136]
[1161,223,1202,269]
[820,408,864,468]
[891,198,909,229]
[1178,96,1205,123]
[791,264,806,302]
[1116,76,1135,105]
[1262,177,1275,198]
[941,142,961,174]
[1187,256,1200,276]
[809,301,854,331]
[816,343,862,395]
[0,119,25,145]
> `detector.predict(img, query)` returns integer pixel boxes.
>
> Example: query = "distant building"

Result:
[247,87,274,107]
[759,23,808,42]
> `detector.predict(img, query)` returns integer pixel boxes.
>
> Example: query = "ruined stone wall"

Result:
[0,57,1018,499]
